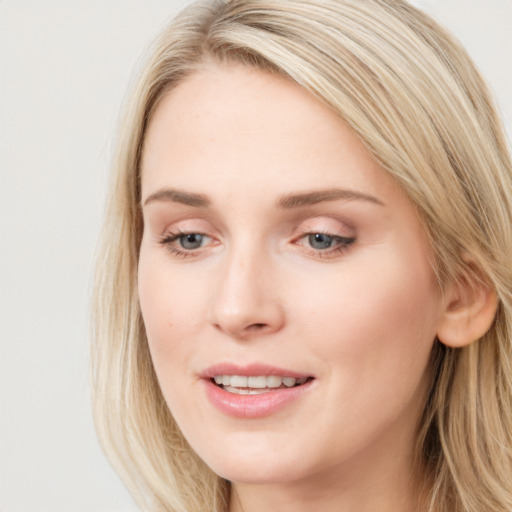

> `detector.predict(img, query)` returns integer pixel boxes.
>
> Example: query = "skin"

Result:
[138,62,449,512]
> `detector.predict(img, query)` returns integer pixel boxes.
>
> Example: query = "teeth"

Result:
[248,376,267,388]
[231,375,248,387]
[267,376,282,388]
[212,375,309,391]
[223,386,273,395]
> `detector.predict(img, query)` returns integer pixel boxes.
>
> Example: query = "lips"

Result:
[201,363,315,417]
[202,362,312,380]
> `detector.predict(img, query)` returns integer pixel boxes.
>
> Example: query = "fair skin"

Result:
[138,62,484,512]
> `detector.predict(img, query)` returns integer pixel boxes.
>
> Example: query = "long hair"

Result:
[91,1,512,510]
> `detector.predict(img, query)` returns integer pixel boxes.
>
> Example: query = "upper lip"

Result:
[201,362,314,379]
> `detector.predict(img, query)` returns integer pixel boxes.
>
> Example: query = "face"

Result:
[138,63,446,486]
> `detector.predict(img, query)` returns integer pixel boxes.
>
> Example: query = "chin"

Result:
[212,460,301,485]
[198,442,313,485]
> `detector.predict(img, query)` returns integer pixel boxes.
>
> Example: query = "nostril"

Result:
[248,323,267,331]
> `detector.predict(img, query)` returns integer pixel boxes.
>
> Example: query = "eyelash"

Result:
[158,230,356,259]
[158,231,212,259]
[297,231,355,258]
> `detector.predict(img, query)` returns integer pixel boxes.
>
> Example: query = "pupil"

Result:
[309,233,333,249]
[180,233,203,249]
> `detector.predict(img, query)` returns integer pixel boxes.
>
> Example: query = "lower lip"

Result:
[203,379,314,418]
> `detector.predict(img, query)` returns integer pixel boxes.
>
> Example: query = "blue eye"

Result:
[179,233,204,249]
[159,231,211,257]
[308,233,336,249]
[300,232,356,257]
[308,233,346,250]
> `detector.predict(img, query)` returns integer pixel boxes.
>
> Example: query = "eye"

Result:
[158,231,215,258]
[308,233,338,249]
[296,231,356,258]
[179,233,206,250]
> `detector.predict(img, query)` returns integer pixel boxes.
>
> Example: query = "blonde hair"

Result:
[91,1,512,511]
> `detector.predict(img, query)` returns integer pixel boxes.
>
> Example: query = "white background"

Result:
[0,1,510,511]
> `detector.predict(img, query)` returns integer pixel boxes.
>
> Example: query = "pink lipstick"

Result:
[201,363,315,418]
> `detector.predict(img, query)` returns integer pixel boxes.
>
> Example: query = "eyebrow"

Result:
[142,187,384,209]
[277,188,384,208]
[143,188,210,208]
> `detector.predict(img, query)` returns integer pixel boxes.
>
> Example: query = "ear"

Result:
[437,264,498,348]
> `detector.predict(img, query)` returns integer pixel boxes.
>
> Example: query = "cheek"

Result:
[292,250,441,393]
[281,255,441,465]
[137,251,206,374]
[138,257,210,429]
[299,253,438,332]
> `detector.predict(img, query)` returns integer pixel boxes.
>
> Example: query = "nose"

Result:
[209,244,285,340]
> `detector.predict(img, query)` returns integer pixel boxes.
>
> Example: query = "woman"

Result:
[91,1,512,511]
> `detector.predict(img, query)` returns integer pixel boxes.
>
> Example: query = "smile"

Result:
[212,375,310,394]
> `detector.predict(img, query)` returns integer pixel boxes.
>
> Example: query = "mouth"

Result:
[201,364,316,417]
[211,374,314,395]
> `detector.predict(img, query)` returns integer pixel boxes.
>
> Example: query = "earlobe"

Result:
[437,269,498,348]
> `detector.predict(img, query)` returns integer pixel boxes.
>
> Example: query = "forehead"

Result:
[140,62,400,204]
